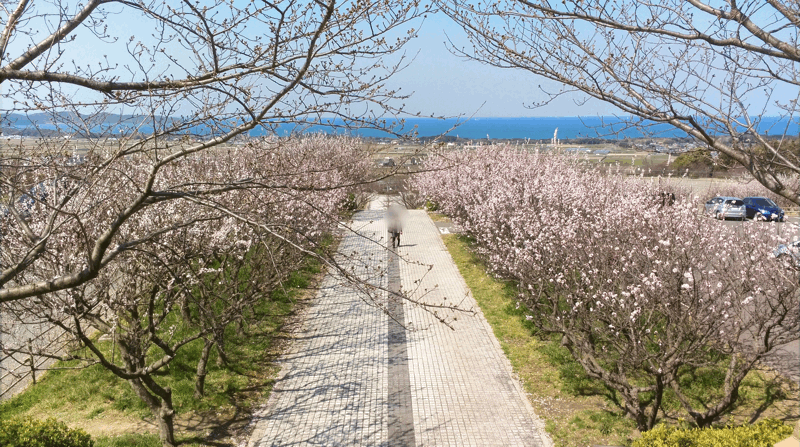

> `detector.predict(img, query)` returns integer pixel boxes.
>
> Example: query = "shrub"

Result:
[671,149,718,173]
[632,418,792,447]
[399,189,426,209]
[424,200,439,212]
[342,191,373,212]
[0,418,93,447]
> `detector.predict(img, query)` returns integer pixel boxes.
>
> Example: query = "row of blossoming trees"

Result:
[0,135,372,445]
[414,146,799,431]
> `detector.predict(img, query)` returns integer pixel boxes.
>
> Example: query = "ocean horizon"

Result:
[4,113,796,140]
[251,116,799,140]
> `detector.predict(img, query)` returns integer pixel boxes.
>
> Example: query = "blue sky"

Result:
[389,9,799,120]
[3,3,795,121]
[390,13,619,118]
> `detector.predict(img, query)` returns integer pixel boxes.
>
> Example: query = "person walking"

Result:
[386,204,404,248]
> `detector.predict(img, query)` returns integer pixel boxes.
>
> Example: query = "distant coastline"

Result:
[2,113,796,140]
[250,116,799,140]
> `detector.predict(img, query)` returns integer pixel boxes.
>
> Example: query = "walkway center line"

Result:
[387,249,415,446]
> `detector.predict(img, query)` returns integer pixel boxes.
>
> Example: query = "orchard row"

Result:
[414,146,798,431]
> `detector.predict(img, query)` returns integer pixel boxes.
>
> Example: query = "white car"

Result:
[704,196,746,221]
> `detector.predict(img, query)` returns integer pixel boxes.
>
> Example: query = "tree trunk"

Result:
[687,375,741,428]
[622,391,649,432]
[647,376,664,430]
[127,376,177,447]
[215,331,229,367]
[156,397,177,447]
[194,339,214,399]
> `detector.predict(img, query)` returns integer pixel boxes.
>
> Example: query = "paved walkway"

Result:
[244,198,551,447]
[1,310,64,400]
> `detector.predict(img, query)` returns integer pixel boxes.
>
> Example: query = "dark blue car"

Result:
[742,197,784,222]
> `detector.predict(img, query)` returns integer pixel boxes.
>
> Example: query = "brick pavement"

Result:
[243,199,551,447]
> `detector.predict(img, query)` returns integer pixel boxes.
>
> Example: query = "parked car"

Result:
[8,179,69,221]
[704,196,746,220]
[742,197,785,222]
[704,196,723,214]
[775,241,800,275]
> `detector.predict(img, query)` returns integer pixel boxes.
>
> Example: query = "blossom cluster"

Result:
[1,135,373,433]
[414,146,798,428]
[0,134,369,303]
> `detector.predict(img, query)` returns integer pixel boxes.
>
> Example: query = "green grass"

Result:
[0,253,325,444]
[94,434,162,447]
[92,433,228,447]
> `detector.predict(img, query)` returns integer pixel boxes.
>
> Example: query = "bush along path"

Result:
[244,199,552,446]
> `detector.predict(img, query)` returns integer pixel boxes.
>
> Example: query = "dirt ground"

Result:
[71,408,250,443]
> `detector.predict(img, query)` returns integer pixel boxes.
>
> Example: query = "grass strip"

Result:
[441,233,639,447]
[0,254,325,445]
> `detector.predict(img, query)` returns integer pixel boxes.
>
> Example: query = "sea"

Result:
[4,113,796,140]
[250,116,799,140]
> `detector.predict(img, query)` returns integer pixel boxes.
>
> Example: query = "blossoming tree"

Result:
[415,146,799,430]
[0,0,425,304]
[1,135,374,445]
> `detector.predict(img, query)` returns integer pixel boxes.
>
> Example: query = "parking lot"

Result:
[715,214,799,383]
[718,214,799,238]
